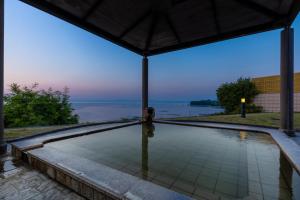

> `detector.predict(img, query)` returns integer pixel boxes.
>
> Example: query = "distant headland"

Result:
[190,100,220,106]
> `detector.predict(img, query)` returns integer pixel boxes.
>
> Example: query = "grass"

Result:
[169,112,300,130]
[4,125,75,140]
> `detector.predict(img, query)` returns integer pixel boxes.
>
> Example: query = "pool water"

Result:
[46,123,300,200]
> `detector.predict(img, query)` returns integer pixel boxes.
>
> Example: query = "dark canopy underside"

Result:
[21,0,300,56]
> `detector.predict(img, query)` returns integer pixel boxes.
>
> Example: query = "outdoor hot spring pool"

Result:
[45,123,300,199]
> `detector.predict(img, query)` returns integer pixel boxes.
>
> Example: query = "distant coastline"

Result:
[190,100,220,107]
[71,100,224,122]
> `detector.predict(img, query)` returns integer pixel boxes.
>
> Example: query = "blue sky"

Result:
[4,0,300,101]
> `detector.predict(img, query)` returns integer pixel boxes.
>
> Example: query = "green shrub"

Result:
[4,83,79,128]
[216,77,260,113]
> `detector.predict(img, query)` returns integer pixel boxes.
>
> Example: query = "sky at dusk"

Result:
[4,0,300,101]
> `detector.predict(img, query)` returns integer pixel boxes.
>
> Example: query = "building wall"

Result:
[253,93,300,112]
[252,72,300,112]
[252,72,300,93]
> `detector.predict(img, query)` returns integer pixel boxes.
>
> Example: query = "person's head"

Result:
[148,107,154,115]
[144,107,155,122]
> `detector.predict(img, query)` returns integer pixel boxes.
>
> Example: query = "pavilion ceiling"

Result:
[20,0,300,56]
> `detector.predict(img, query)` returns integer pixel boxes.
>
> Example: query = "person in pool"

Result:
[143,107,155,123]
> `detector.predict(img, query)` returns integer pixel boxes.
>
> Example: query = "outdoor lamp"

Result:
[241,98,246,118]
[241,98,246,103]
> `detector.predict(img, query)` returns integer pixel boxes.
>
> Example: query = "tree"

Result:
[4,83,79,128]
[216,77,260,113]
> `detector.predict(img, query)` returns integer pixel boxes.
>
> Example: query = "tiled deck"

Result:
[0,155,84,200]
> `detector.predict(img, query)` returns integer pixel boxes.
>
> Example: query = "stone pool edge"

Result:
[155,120,300,175]
[27,146,192,200]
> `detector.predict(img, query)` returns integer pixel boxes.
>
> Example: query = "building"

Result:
[252,72,300,112]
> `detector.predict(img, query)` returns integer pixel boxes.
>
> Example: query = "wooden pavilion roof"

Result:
[20,0,300,56]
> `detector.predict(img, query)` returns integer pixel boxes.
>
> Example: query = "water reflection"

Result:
[141,123,155,179]
[239,131,248,140]
[0,158,21,173]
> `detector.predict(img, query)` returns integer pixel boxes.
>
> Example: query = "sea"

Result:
[72,100,224,123]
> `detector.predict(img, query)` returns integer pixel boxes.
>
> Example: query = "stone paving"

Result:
[0,155,85,200]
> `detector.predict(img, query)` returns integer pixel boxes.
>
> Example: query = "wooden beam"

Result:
[82,0,104,20]
[234,0,282,19]
[278,0,284,10]
[119,10,152,38]
[172,0,187,6]
[144,14,158,52]
[165,14,181,43]
[285,0,300,25]
[20,0,294,57]
[210,0,221,34]
[148,19,285,56]
[20,0,143,55]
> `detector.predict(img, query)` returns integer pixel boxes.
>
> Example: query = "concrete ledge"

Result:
[155,120,300,175]
[28,147,192,200]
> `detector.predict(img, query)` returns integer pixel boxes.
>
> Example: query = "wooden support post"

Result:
[142,56,148,119]
[0,0,6,154]
[280,26,294,136]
